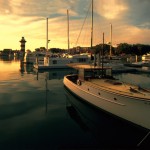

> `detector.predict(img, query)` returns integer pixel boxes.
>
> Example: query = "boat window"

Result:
[106,68,112,76]
[53,60,57,64]
[78,58,87,62]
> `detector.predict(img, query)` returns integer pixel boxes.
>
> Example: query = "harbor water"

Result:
[0,57,150,149]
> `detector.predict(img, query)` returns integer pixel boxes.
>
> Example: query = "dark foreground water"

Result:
[0,57,150,149]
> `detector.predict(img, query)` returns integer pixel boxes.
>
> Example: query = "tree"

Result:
[116,43,132,54]
[92,44,111,55]
[50,48,62,53]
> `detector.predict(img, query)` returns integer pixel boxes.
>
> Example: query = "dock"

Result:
[34,63,150,73]
[33,64,70,70]
[112,66,150,74]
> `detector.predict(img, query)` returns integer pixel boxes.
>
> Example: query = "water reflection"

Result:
[33,68,76,80]
[1,58,150,149]
[19,62,33,74]
[0,55,15,61]
[65,88,149,149]
[45,72,49,113]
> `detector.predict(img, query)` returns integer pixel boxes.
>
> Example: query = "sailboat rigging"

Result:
[63,0,150,133]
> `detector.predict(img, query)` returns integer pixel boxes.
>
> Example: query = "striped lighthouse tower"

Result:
[20,37,26,54]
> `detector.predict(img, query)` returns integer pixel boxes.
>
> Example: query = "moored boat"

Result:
[23,50,46,64]
[142,53,150,62]
[34,53,91,70]
[63,64,150,130]
[23,50,36,64]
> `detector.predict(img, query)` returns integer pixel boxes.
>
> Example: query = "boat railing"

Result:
[84,79,146,96]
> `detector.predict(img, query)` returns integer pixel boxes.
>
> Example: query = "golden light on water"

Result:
[0,61,20,71]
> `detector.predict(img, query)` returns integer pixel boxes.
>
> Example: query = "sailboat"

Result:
[34,12,91,70]
[63,0,150,132]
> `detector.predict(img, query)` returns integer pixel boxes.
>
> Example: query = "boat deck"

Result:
[88,79,150,100]
[33,64,70,70]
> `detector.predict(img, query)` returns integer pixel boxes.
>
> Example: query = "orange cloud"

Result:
[95,0,128,19]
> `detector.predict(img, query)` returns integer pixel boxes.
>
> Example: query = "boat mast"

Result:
[67,9,70,53]
[46,18,48,51]
[110,23,112,58]
[91,0,96,66]
[91,0,93,48]
[102,32,104,77]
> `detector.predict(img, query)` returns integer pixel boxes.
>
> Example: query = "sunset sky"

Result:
[0,0,150,51]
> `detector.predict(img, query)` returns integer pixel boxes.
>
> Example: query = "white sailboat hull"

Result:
[63,75,150,130]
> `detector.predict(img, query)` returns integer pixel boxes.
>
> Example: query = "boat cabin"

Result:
[68,64,112,81]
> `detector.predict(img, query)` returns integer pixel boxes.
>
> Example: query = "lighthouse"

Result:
[20,37,26,54]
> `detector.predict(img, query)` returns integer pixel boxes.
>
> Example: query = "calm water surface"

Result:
[0,57,150,149]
